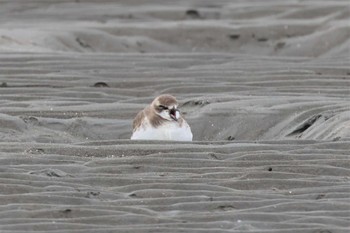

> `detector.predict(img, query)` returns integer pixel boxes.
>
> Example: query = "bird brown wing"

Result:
[132,109,146,132]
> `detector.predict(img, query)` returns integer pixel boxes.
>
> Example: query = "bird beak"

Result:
[170,108,178,121]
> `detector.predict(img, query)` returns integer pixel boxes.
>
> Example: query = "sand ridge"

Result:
[0,0,349,233]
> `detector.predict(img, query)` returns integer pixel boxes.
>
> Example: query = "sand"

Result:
[0,0,349,232]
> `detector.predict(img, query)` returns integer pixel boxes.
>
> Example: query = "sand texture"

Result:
[0,0,350,233]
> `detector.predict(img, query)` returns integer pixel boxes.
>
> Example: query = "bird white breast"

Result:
[131,119,193,141]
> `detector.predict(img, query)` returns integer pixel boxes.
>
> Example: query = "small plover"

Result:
[131,94,193,141]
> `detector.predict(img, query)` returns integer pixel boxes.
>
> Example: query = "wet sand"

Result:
[0,1,349,232]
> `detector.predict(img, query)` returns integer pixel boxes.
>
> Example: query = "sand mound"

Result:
[1,1,349,57]
[0,0,349,232]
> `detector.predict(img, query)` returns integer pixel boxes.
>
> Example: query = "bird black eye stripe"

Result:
[158,105,168,110]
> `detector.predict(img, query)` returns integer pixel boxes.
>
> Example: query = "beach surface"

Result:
[0,1,349,232]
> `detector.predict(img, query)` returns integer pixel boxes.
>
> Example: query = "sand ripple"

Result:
[0,53,349,142]
[0,1,349,232]
[0,140,349,232]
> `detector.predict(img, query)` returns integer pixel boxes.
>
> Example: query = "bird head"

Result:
[152,94,180,121]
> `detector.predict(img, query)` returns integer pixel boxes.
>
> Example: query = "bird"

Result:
[131,94,193,141]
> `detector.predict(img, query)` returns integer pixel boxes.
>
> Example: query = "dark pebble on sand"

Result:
[228,34,240,40]
[186,9,201,19]
[93,82,109,87]
[275,42,285,50]
[257,38,268,42]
